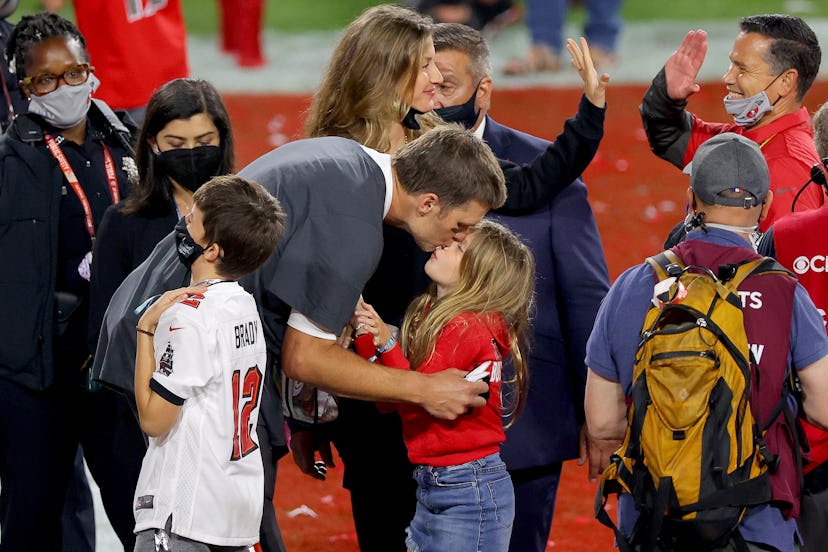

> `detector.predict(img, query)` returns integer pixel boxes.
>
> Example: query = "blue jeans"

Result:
[526,0,622,53]
[406,453,514,552]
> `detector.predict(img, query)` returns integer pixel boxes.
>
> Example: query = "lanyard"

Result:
[44,132,120,240]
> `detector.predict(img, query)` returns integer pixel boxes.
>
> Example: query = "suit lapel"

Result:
[481,116,511,159]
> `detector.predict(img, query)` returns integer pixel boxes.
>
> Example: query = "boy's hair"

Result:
[401,219,535,417]
[305,4,441,152]
[193,175,286,280]
[393,124,506,210]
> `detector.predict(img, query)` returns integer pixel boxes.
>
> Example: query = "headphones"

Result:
[791,157,828,212]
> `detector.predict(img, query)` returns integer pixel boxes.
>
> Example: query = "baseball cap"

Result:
[689,133,769,208]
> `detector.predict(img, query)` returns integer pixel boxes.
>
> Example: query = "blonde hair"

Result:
[305,4,441,152]
[400,220,535,420]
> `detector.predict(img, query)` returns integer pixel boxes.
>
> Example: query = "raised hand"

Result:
[664,30,708,101]
[566,37,610,108]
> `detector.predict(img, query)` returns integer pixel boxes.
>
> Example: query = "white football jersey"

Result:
[134,281,265,546]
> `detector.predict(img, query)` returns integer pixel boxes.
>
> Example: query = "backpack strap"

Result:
[646,250,684,281]
[594,457,636,552]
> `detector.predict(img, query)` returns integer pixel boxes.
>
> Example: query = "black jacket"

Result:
[0,101,134,390]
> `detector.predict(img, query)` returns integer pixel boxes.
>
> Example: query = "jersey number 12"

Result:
[231,366,263,461]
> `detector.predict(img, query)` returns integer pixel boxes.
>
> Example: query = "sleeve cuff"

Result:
[354,333,376,359]
[379,342,409,369]
[149,378,186,406]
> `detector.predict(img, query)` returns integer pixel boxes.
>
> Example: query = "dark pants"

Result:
[61,447,96,552]
[508,462,563,552]
[349,471,416,552]
[0,378,78,551]
[333,399,414,552]
[62,386,148,551]
[258,376,289,552]
[83,387,148,549]
[258,423,288,552]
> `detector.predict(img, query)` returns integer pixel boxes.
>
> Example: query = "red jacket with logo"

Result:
[773,204,828,471]
[355,311,509,467]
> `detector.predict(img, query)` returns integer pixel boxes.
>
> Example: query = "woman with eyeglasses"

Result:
[0,11,139,551]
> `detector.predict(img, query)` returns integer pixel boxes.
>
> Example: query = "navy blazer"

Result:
[484,116,610,469]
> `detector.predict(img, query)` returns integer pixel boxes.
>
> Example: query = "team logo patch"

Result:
[158,342,174,376]
[135,494,154,510]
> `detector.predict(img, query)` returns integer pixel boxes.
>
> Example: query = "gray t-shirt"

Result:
[94,136,387,392]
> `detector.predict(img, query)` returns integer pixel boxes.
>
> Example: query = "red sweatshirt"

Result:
[355,312,510,467]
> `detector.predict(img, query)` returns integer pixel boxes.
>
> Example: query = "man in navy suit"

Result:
[432,23,610,552]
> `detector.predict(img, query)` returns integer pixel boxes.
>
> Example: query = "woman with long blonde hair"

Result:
[305,4,443,153]
[352,219,535,552]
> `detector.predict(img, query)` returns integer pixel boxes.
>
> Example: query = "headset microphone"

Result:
[790,157,828,212]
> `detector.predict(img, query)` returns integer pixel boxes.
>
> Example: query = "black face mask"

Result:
[174,216,204,270]
[158,145,222,192]
[434,85,480,130]
[402,107,424,130]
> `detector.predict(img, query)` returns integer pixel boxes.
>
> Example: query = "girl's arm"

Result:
[352,299,409,369]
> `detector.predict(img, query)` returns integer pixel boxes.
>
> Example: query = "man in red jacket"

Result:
[642,14,824,238]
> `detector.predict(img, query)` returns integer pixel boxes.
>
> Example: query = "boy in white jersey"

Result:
[132,175,285,551]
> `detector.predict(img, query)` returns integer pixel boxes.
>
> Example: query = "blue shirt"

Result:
[585,228,828,551]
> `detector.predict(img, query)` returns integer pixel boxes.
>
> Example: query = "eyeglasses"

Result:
[22,64,93,95]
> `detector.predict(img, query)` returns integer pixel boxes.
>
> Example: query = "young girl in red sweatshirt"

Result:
[352,219,535,552]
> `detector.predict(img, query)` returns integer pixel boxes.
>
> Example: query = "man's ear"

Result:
[759,189,774,222]
[476,76,493,112]
[686,187,696,210]
[416,193,439,216]
[776,68,799,99]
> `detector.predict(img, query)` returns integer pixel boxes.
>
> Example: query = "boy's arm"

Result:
[134,285,207,437]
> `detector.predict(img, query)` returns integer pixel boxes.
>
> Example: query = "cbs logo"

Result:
[793,255,828,274]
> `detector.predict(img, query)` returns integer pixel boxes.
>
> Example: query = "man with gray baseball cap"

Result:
[689,132,770,211]
[583,132,828,551]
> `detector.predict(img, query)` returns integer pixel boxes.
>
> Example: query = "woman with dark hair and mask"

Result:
[0,11,138,551]
[88,77,234,342]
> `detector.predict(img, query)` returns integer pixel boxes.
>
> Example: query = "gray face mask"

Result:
[28,73,100,129]
[722,72,783,127]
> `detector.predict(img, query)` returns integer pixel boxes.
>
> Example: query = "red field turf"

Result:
[223,80,828,551]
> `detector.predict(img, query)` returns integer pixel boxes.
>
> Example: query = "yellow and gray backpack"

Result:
[595,251,791,552]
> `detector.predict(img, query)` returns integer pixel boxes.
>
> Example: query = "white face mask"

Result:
[722,72,783,127]
[28,73,100,129]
